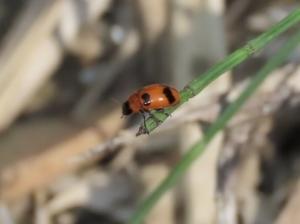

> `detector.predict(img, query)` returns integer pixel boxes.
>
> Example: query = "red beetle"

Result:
[122,84,181,129]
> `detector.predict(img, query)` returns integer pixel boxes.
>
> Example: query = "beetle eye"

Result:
[122,101,132,115]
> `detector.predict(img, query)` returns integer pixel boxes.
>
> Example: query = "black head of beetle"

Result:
[122,101,133,116]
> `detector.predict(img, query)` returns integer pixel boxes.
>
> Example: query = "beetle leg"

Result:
[142,109,162,124]
[148,110,163,124]
[156,108,171,117]
[140,110,149,134]
[139,109,165,135]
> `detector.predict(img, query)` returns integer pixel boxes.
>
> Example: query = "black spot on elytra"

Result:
[122,101,132,115]
[163,87,176,104]
[141,93,151,106]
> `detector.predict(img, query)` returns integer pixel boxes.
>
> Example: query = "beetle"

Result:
[122,84,181,131]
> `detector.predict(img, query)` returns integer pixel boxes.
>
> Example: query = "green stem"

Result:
[138,8,300,135]
[129,26,300,224]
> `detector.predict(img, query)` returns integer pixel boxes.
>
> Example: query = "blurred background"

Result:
[0,0,300,223]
